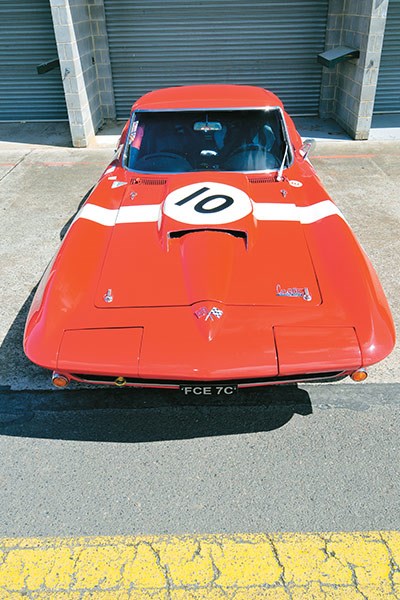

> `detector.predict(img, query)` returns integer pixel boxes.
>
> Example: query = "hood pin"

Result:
[104,289,113,303]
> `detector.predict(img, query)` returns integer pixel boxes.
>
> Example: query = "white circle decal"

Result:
[163,182,252,225]
[289,180,303,188]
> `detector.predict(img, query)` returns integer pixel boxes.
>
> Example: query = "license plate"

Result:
[180,384,237,395]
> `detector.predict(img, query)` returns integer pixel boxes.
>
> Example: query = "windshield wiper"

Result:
[276,143,288,182]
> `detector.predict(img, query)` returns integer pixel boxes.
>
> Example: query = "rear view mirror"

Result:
[194,121,222,132]
[300,138,316,160]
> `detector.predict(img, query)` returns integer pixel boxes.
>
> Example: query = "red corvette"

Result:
[24,85,395,392]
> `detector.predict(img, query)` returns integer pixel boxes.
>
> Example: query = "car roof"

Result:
[131,84,283,111]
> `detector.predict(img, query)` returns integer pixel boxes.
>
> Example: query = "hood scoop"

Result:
[177,229,246,307]
[169,227,247,244]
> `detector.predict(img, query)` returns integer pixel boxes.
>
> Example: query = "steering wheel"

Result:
[133,151,193,172]
[139,152,188,162]
[228,143,267,156]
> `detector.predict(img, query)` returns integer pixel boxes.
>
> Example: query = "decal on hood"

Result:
[163,182,252,225]
[194,306,224,321]
[276,284,312,301]
[111,180,128,189]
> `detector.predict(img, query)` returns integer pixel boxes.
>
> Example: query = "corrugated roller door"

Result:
[0,0,67,121]
[104,0,328,118]
[374,0,400,113]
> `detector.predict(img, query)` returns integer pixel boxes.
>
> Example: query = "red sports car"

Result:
[24,85,395,393]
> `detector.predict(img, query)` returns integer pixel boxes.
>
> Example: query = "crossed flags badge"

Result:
[194,306,224,321]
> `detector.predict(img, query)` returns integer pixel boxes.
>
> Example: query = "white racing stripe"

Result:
[116,204,160,223]
[252,199,345,224]
[77,203,160,226]
[299,200,346,224]
[75,200,344,227]
[75,204,119,227]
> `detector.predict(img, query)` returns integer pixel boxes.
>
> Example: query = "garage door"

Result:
[374,0,400,113]
[104,0,328,118]
[0,0,67,121]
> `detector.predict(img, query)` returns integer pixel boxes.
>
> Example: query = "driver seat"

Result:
[222,124,279,170]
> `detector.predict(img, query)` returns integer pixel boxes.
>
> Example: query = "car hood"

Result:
[94,172,322,308]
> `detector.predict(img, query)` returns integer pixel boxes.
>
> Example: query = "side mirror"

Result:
[300,138,316,160]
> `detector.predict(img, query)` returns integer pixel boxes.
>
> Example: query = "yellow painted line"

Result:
[0,532,399,598]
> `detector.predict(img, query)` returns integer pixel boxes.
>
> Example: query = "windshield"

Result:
[124,109,290,173]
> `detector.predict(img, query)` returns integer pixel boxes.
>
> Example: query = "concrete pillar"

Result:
[50,0,115,147]
[320,0,389,139]
[87,0,116,122]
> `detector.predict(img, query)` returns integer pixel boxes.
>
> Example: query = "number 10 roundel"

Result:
[163,182,253,225]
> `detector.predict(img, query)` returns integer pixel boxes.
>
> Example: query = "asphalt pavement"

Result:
[1,383,400,537]
[0,125,399,540]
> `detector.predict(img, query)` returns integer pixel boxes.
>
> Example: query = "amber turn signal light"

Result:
[52,372,70,388]
[350,369,368,382]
